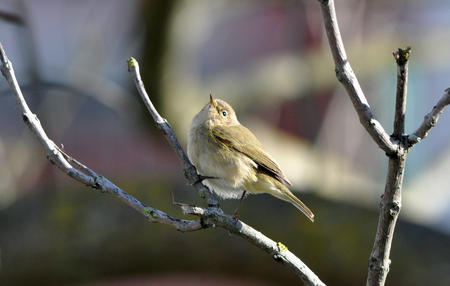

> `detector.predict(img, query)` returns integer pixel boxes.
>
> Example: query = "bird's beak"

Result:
[209,94,217,109]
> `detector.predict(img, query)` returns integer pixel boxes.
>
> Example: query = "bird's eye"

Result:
[221,110,227,117]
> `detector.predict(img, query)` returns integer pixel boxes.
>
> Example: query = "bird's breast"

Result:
[187,125,257,189]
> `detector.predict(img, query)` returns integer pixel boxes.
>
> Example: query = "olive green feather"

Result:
[211,125,292,186]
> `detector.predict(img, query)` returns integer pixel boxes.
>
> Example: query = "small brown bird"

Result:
[187,95,314,222]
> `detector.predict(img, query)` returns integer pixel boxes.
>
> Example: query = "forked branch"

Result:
[366,47,411,286]
[317,0,399,156]
[0,41,325,286]
[316,1,449,286]
[0,42,203,232]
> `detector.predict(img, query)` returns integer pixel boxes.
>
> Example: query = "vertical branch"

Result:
[393,48,410,137]
[367,155,406,286]
[366,48,410,286]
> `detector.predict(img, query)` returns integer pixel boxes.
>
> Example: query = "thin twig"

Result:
[408,89,450,148]
[365,47,411,286]
[0,41,202,232]
[392,47,410,137]
[0,41,325,286]
[317,0,398,156]
[0,10,24,25]
[56,144,97,177]
[127,57,219,207]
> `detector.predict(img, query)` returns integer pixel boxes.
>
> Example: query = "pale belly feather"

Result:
[187,125,257,199]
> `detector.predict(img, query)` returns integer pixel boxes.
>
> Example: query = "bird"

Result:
[187,95,314,222]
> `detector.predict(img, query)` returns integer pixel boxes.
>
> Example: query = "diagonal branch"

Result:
[0,41,325,286]
[181,204,324,285]
[407,89,450,148]
[317,0,398,155]
[127,57,219,207]
[0,41,202,232]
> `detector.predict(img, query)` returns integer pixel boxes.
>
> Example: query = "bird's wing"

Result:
[211,125,291,186]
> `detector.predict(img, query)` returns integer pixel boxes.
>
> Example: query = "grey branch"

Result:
[367,155,406,286]
[0,41,325,286]
[365,48,411,286]
[393,48,410,137]
[127,57,218,207]
[181,204,324,285]
[127,57,325,286]
[317,0,410,284]
[408,89,450,148]
[317,1,449,286]
[317,0,398,156]
[0,41,202,232]
[318,2,407,283]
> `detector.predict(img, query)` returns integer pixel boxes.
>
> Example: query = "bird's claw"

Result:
[193,175,217,185]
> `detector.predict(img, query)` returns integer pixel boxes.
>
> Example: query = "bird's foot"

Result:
[232,191,246,220]
[232,211,240,220]
[193,175,217,185]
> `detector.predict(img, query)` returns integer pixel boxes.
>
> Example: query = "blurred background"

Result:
[0,0,449,285]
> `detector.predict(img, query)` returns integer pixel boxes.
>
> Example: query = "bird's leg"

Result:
[193,175,217,185]
[233,191,247,219]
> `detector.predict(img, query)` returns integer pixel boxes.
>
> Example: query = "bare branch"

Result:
[0,41,202,232]
[366,154,406,286]
[392,47,411,137]
[317,1,448,285]
[0,41,325,286]
[317,0,398,155]
[364,47,412,286]
[316,1,419,285]
[127,57,218,207]
[408,89,450,148]
[180,204,325,286]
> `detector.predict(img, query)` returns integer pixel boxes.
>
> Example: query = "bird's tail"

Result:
[248,173,315,222]
[279,185,315,222]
